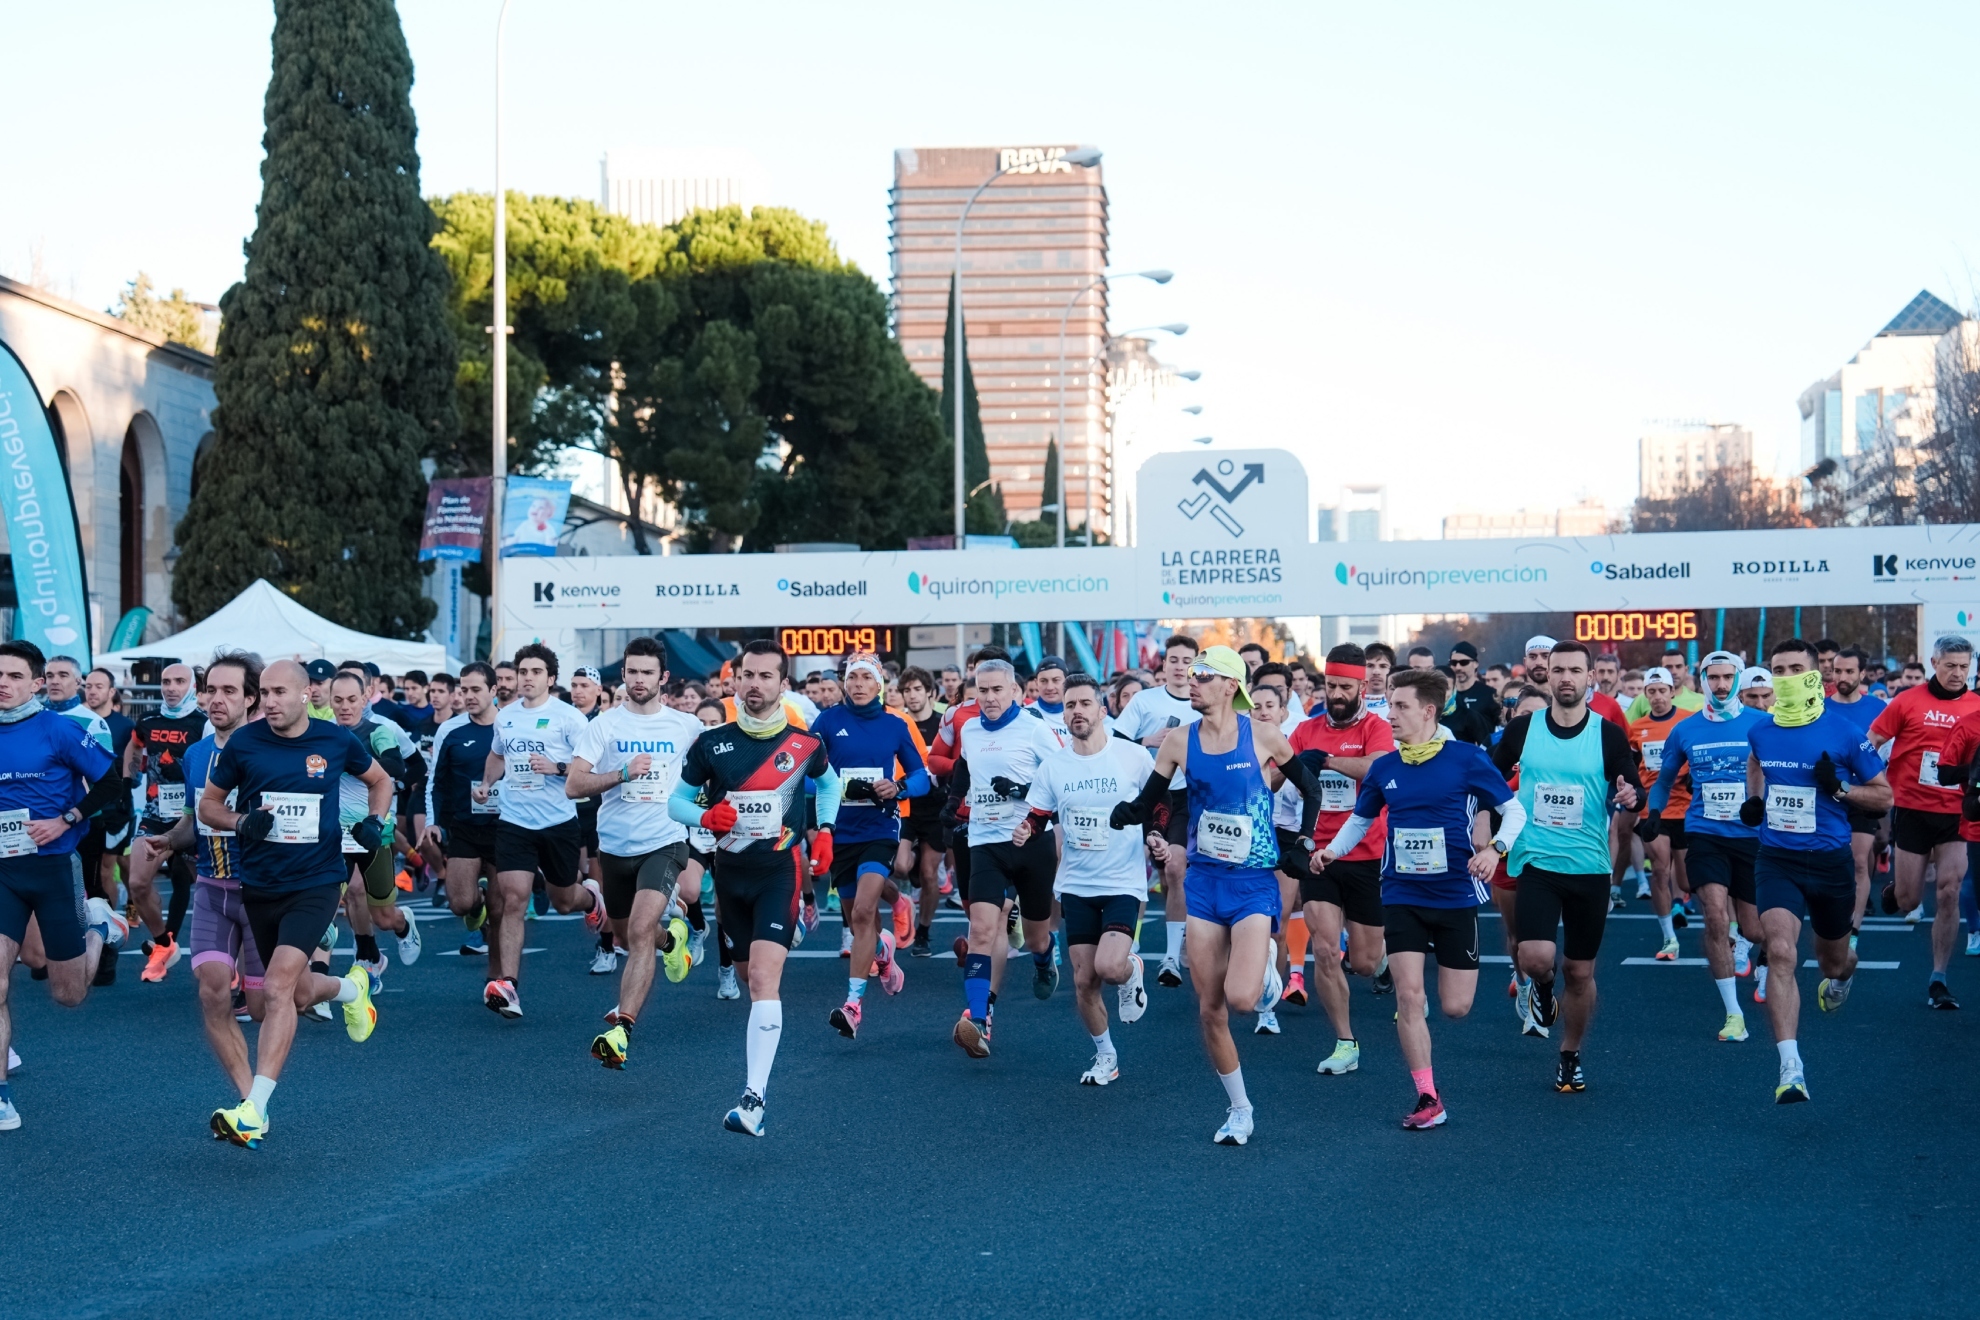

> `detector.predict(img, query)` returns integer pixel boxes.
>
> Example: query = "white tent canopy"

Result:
[94,579,454,679]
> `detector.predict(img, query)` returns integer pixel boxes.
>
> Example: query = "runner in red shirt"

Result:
[1288,644,1396,1076]
[1627,668,1695,961]
[1869,635,1980,1008]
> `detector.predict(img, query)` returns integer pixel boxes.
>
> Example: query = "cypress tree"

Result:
[172,0,455,636]
[937,274,1004,535]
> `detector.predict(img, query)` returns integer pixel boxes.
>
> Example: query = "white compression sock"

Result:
[1777,1039,1802,1071]
[1658,913,1676,942]
[1165,922,1185,961]
[1715,977,1739,1015]
[332,976,361,1004]
[1091,1029,1115,1056]
[248,1074,276,1116]
[1219,1066,1249,1110]
[746,1000,783,1096]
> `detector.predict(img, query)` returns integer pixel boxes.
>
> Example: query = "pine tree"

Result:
[171,0,455,635]
[938,273,1004,535]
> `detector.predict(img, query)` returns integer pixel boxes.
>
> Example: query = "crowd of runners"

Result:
[0,623,1971,1145]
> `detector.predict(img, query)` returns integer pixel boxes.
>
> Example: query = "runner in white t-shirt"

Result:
[567,638,710,1070]
[1112,634,1202,987]
[1019,673,1153,1085]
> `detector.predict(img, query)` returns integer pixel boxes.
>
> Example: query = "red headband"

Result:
[1326,663,1367,680]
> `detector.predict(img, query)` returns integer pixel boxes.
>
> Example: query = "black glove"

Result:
[97,795,133,837]
[990,775,1029,800]
[1296,748,1330,775]
[236,807,277,845]
[1109,800,1143,831]
[842,777,877,803]
[349,814,386,853]
[1965,777,1980,824]
[1812,752,1842,799]
[1633,814,1660,843]
[1737,796,1765,828]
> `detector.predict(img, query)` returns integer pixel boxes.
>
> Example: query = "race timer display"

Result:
[777,626,896,656]
[1573,611,1699,643]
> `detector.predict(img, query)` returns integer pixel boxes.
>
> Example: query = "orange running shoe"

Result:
[394,870,414,893]
[141,933,179,983]
[892,894,914,946]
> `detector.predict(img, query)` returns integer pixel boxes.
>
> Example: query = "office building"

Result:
[1638,423,1753,500]
[600,148,768,228]
[890,146,1109,523]
[1102,334,1185,545]
[1439,498,1611,540]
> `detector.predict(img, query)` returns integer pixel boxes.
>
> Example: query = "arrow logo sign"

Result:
[1193,463,1264,503]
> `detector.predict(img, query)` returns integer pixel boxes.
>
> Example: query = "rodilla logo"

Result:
[1334,563,1350,585]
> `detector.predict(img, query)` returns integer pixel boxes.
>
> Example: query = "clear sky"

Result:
[7,1,1978,539]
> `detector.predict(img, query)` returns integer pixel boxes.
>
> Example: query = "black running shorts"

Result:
[442,820,498,865]
[1684,833,1756,906]
[0,853,89,961]
[1513,866,1610,962]
[1300,856,1384,928]
[967,829,1057,922]
[1893,806,1960,855]
[1059,891,1140,946]
[495,818,582,887]
[714,848,804,956]
[597,842,690,920]
[242,882,343,959]
[829,838,899,900]
[1384,902,1480,970]
[1756,844,1856,941]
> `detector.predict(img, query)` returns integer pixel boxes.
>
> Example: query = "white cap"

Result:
[1738,666,1773,693]
[1524,635,1557,652]
[1643,667,1674,687]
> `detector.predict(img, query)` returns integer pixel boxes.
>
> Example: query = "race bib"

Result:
[1195,810,1253,863]
[0,808,34,859]
[198,788,238,837]
[840,767,884,800]
[262,791,321,845]
[729,790,781,841]
[155,782,186,818]
[1920,749,1944,789]
[1765,782,1817,834]
[969,786,1018,827]
[506,755,542,791]
[689,825,717,853]
[1316,770,1357,813]
[1642,741,1665,774]
[472,782,502,814]
[1533,783,1585,830]
[341,824,365,855]
[619,761,679,803]
[1393,827,1447,874]
[1700,781,1741,822]
[1062,807,1108,851]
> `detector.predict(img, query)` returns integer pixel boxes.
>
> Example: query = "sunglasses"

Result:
[1450,657,1475,667]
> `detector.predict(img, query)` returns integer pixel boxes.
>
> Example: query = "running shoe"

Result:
[1284,970,1307,1007]
[1402,1092,1447,1130]
[1655,936,1680,962]
[717,965,741,1000]
[953,1010,990,1059]
[1928,980,1960,1010]
[485,978,522,1019]
[952,936,970,968]
[1080,1053,1120,1086]
[459,929,486,957]
[1609,884,1624,910]
[1317,1039,1360,1075]
[724,1089,766,1137]
[1118,954,1147,1024]
[1530,981,1559,1029]
[1753,969,1769,1004]
[838,926,854,958]
[592,1024,629,1070]
[1967,931,1980,957]
[1507,969,1520,999]
[465,897,487,932]
[1371,961,1394,996]
[892,894,914,947]
[1008,914,1024,953]
[141,932,180,983]
[0,1092,18,1132]
[602,1004,627,1026]
[588,946,617,975]
[878,936,906,996]
[394,909,422,965]
[1718,1012,1748,1042]
[7,1046,20,1073]
[1260,961,1284,1013]
[1906,903,1926,925]
[790,909,810,951]
[802,899,819,932]
[1635,876,1651,900]
[209,1099,266,1148]
[1672,907,1688,930]
[687,926,707,967]
[1553,1053,1586,1093]
[581,878,606,932]
[1033,957,1059,1000]
[305,1001,333,1023]
[1733,938,1752,977]
[830,999,862,1039]
[911,930,932,958]
[341,964,377,1042]
[1775,1065,1809,1104]
[1253,1011,1280,1035]
[356,955,387,996]
[233,986,251,1023]
[1156,955,1183,988]
[982,1007,994,1045]
[1879,882,1899,915]
[826,889,841,914]
[1213,1105,1254,1146]
[662,918,693,983]
[1818,976,1853,1013]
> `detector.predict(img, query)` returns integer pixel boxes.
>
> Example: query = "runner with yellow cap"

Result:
[1109,644,1328,1145]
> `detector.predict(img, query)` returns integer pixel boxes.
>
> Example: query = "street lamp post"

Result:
[949,145,1101,666]
[489,0,515,665]
[1053,270,1172,553]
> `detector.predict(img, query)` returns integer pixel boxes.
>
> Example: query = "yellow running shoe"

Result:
[591,1024,629,1070]
[341,964,377,1042]
[209,1099,267,1148]
[662,917,693,983]
[1717,1012,1748,1042]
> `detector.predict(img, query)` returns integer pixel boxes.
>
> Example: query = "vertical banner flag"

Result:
[500,477,572,558]
[420,477,491,562]
[0,342,93,663]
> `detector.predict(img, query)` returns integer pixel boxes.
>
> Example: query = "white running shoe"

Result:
[839,926,854,957]
[1905,904,1925,925]
[1733,937,1753,977]
[724,1088,766,1136]
[717,966,741,1000]
[1253,1011,1280,1035]
[1156,955,1183,988]
[1966,931,1980,957]
[395,908,422,966]
[1635,877,1651,900]
[1080,1052,1119,1086]
[589,946,617,975]
[304,1000,334,1023]
[688,927,707,967]
[1118,953,1147,1023]
[1259,959,1284,1014]
[0,1092,18,1131]
[1214,1105,1253,1146]
[6,1046,19,1073]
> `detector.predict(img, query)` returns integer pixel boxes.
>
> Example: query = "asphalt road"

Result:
[4,894,1976,1319]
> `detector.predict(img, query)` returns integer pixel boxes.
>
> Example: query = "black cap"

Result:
[1035,654,1068,675]
[305,659,336,682]
[1449,641,1479,661]
[361,661,381,679]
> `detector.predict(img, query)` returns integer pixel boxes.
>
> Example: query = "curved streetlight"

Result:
[488,0,517,663]
[948,144,1102,662]
[1053,270,1174,553]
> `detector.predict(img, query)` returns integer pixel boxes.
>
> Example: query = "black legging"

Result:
[165,848,195,939]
